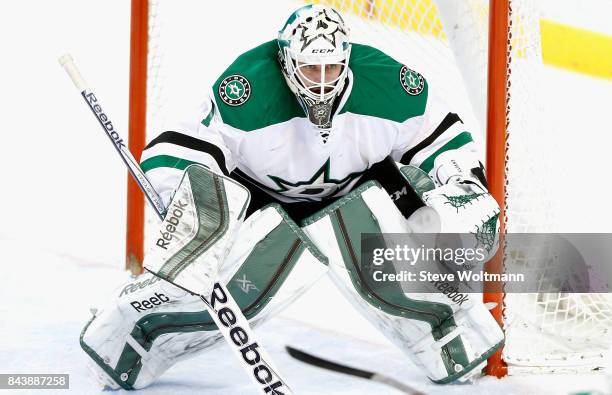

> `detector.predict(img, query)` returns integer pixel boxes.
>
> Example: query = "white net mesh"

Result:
[501,1,612,373]
[142,0,612,374]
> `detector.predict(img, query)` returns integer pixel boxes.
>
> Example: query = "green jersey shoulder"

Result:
[342,43,429,122]
[212,40,303,132]
[212,40,429,132]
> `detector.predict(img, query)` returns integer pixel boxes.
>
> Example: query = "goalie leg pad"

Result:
[301,181,504,383]
[81,203,327,390]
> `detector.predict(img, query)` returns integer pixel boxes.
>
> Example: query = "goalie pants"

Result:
[231,156,425,222]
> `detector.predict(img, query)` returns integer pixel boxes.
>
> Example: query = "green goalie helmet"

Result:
[278,5,351,129]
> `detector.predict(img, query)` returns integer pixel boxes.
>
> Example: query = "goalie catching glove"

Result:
[402,150,501,259]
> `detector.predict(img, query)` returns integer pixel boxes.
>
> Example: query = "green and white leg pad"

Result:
[301,181,504,383]
[81,165,327,390]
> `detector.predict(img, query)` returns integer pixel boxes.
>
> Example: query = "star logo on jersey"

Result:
[268,158,365,201]
[399,66,425,96]
[299,10,345,51]
[219,74,251,106]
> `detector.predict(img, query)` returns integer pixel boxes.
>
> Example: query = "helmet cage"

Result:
[283,48,350,103]
[278,5,352,129]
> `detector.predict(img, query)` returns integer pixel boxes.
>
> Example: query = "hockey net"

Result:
[128,0,612,376]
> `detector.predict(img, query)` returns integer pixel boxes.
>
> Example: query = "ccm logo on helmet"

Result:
[311,49,334,54]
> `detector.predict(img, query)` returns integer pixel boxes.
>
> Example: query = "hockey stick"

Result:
[59,54,293,395]
[58,55,166,220]
[286,346,425,395]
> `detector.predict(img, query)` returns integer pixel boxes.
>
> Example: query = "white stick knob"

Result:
[58,54,89,91]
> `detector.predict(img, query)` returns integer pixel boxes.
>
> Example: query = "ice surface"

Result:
[0,241,610,394]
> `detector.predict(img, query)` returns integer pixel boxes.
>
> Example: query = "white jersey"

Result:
[141,41,480,206]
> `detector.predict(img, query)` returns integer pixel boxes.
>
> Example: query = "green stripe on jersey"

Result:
[418,131,473,173]
[201,103,215,127]
[141,155,201,173]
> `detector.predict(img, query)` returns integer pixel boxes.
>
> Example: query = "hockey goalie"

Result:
[80,5,504,390]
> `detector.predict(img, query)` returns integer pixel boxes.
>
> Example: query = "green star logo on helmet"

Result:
[298,9,345,51]
[219,74,252,106]
[399,66,425,96]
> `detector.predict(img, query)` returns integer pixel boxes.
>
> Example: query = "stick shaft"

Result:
[286,346,424,395]
[59,54,166,220]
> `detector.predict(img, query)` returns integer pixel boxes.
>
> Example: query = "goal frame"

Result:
[125,0,512,376]
[126,0,148,275]
[482,0,510,377]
